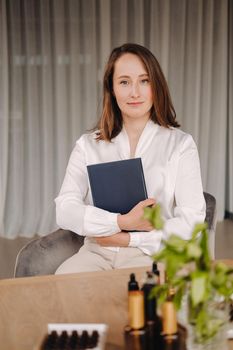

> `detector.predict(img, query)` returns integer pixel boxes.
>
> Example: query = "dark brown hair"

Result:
[96,43,180,141]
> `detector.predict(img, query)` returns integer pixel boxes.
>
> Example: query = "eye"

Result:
[119,80,129,85]
[140,79,150,85]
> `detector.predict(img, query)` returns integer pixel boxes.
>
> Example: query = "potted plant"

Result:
[144,205,233,348]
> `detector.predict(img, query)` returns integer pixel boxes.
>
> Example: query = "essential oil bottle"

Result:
[141,271,162,349]
[161,298,179,350]
[124,290,147,350]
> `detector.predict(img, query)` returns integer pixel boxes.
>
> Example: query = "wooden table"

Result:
[0,265,154,350]
[0,261,232,350]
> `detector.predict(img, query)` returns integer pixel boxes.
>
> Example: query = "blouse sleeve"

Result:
[128,135,206,255]
[163,135,206,239]
[55,138,120,237]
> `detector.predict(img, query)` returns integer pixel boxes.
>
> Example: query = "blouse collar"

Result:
[114,119,159,159]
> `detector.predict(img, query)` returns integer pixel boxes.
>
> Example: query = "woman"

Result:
[55,43,206,274]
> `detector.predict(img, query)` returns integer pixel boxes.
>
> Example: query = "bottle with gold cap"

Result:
[161,295,179,350]
[161,287,188,350]
[124,290,147,350]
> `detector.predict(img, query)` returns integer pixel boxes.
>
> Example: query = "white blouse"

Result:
[55,120,206,255]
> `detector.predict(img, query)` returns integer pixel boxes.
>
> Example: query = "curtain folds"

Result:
[0,0,9,235]
[0,0,232,238]
[227,0,233,216]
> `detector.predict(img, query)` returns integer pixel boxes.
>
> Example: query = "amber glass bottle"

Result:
[124,290,147,350]
[161,298,180,350]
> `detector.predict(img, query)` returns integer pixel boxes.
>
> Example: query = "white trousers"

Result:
[55,240,152,275]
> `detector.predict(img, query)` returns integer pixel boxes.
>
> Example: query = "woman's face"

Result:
[112,53,153,123]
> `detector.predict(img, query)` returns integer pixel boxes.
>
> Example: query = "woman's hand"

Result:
[95,232,130,247]
[117,198,155,232]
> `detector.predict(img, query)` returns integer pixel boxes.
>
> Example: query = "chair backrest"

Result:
[203,192,217,230]
[203,191,217,258]
[14,229,84,277]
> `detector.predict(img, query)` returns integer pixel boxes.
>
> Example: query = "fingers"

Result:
[140,221,154,231]
[139,198,156,208]
[118,198,156,232]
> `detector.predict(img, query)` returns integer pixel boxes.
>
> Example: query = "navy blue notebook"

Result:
[87,158,148,215]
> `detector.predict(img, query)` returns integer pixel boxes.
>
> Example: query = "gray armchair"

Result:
[14,192,217,277]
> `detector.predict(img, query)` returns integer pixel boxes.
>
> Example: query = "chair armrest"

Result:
[14,229,84,277]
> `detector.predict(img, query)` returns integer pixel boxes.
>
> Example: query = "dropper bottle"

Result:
[124,290,146,350]
[128,273,139,291]
[141,271,157,323]
[124,273,146,350]
[141,271,162,349]
[161,292,179,350]
[152,262,160,284]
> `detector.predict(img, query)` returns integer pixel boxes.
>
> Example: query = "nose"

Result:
[130,82,140,98]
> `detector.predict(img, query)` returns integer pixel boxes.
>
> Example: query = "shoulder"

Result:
[170,128,198,158]
[75,130,100,148]
[159,126,195,147]
[155,125,198,160]
[157,125,190,139]
[74,130,113,159]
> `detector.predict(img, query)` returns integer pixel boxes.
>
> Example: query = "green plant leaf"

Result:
[143,204,164,230]
[195,307,224,343]
[150,284,169,306]
[165,235,187,253]
[215,262,229,273]
[186,242,202,259]
[148,203,232,344]
[191,271,208,306]
[191,222,208,239]
[211,265,233,297]
[173,282,186,310]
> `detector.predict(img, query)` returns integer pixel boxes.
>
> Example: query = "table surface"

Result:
[0,265,155,350]
[0,260,232,350]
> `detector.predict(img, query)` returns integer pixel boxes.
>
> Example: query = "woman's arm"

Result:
[55,137,155,237]
[55,139,120,237]
[95,198,156,247]
[96,135,206,254]
[117,198,155,231]
[131,136,206,254]
[162,135,206,240]
[95,232,130,247]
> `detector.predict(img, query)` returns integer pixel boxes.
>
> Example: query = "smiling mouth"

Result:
[127,102,144,106]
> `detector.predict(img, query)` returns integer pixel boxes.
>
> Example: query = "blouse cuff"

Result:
[128,230,163,255]
[128,232,142,247]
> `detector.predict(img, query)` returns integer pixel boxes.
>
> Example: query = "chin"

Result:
[126,112,150,120]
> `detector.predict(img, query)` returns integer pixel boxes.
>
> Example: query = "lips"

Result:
[127,102,144,106]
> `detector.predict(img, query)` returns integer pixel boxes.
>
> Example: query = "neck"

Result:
[123,116,150,139]
[123,116,150,158]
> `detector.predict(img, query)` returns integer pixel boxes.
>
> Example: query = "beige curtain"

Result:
[227,0,233,217]
[0,0,232,238]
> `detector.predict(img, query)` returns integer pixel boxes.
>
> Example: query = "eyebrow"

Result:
[116,73,149,79]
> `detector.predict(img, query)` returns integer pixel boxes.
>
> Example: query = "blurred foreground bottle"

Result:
[141,271,162,349]
[161,292,187,350]
[124,289,147,350]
